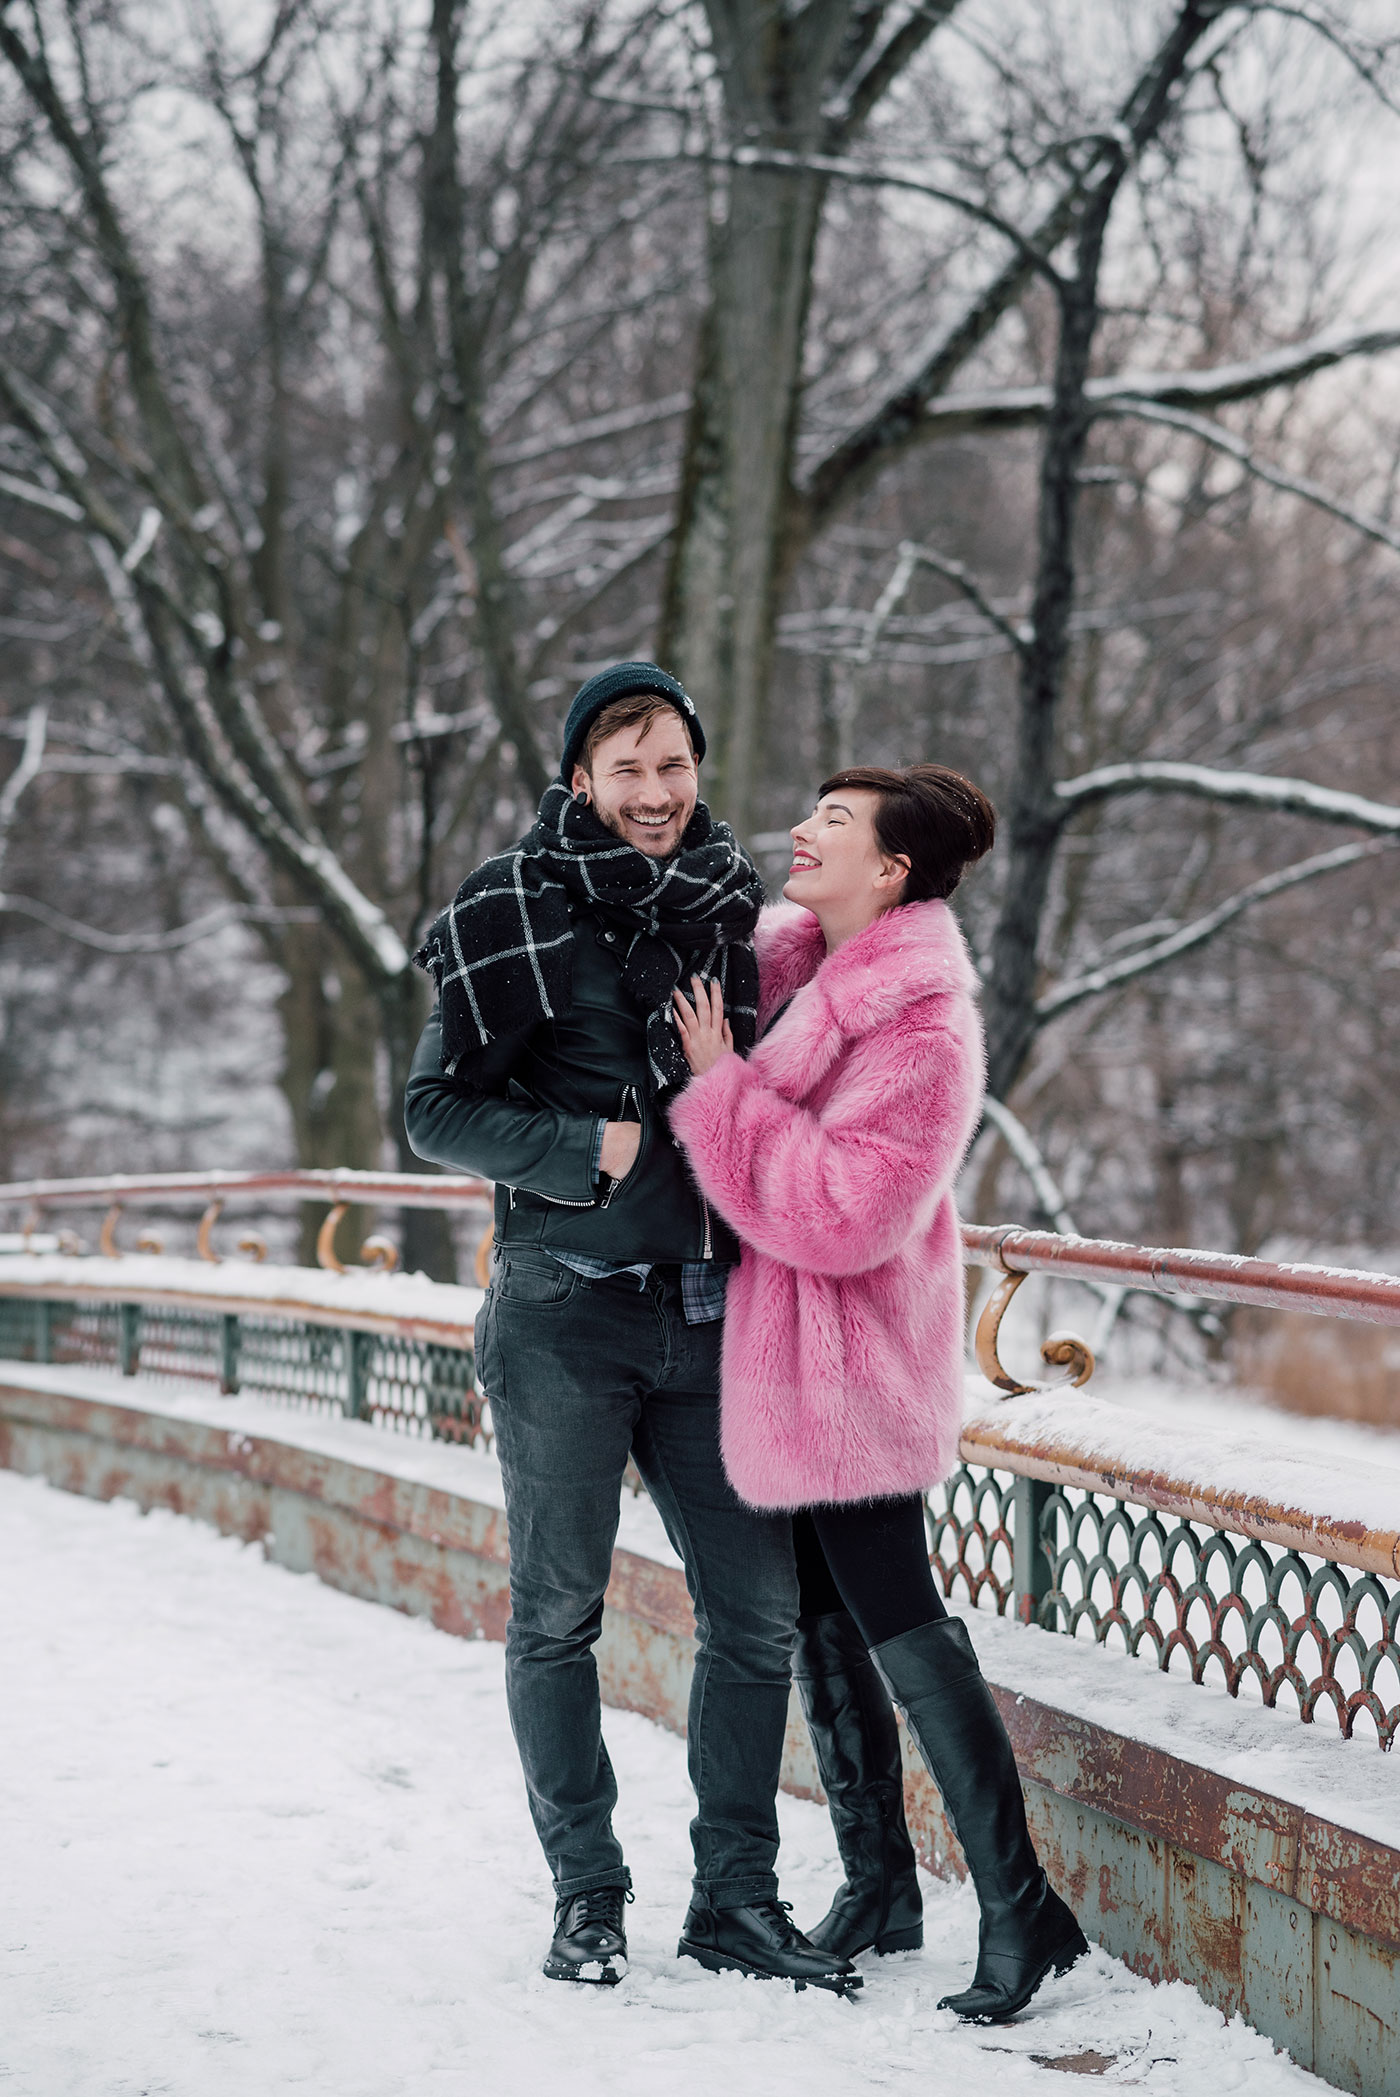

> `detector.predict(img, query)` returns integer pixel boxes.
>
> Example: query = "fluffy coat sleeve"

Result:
[668,999,980,1277]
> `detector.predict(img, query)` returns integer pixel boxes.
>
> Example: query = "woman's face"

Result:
[783,789,907,919]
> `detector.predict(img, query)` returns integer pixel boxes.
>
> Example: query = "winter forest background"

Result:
[3,0,1400,1374]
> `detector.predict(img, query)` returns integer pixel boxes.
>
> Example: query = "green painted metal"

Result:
[344,1329,370,1420]
[1012,1473,1053,1625]
[926,1461,1400,1750]
[0,1294,482,1443]
[219,1312,240,1396]
[118,1302,141,1378]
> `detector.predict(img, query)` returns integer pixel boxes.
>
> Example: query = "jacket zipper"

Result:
[599,1084,643,1209]
[701,1197,713,1260]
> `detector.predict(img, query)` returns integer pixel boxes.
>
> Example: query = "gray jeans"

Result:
[474,1248,798,1906]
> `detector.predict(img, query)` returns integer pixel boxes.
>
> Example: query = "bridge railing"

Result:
[1,1171,1397,1746]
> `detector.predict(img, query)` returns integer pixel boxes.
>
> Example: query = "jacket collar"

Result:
[752,897,977,1090]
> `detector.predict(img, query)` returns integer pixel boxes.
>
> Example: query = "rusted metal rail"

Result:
[3,1173,1398,1315]
[962,1221,1400,1325]
[957,1405,1400,1582]
[0,1231,1396,1745]
[6,1175,1399,1394]
[2,1188,1398,2081]
[0,1168,492,1211]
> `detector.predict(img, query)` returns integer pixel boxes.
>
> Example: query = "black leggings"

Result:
[793,1495,948,1649]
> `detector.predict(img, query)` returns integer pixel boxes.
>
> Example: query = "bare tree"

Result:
[6,0,1400,1290]
[0,0,684,1266]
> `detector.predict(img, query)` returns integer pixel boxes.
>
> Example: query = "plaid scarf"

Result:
[414,782,765,1092]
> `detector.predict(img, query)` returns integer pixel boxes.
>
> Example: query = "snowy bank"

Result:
[0,1468,1323,2097]
[0,1250,484,1339]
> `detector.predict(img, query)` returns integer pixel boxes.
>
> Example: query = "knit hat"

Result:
[558,661,704,781]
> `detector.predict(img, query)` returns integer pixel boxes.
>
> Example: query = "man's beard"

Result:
[597,802,689,857]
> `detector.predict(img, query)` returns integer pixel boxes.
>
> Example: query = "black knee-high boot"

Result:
[793,1612,923,1958]
[871,1616,1088,2022]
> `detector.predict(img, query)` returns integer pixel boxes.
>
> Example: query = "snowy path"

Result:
[0,1474,1319,2096]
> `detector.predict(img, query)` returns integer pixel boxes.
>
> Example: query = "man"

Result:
[406,663,859,1996]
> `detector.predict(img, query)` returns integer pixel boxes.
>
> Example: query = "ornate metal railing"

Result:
[0,1289,486,1444]
[2,1172,1399,1746]
[926,1466,1400,1749]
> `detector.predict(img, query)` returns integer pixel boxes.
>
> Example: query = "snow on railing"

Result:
[8,1170,1399,1301]
[1,1174,1398,1744]
[4,1172,1399,1377]
[962,1221,1400,1324]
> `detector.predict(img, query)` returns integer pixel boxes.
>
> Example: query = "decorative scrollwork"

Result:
[99,1204,123,1258]
[316,1203,348,1273]
[1036,1486,1400,1747]
[974,1268,1094,1396]
[926,1465,1016,1612]
[316,1208,399,1274]
[196,1201,223,1264]
[236,1233,268,1263]
[924,1463,1400,1748]
[135,1231,165,1254]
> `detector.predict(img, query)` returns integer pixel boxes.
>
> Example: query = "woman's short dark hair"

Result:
[817,763,996,903]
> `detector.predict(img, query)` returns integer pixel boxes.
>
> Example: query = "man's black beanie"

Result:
[558,661,704,781]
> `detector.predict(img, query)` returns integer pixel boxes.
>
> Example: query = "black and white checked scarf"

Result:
[414,782,765,1093]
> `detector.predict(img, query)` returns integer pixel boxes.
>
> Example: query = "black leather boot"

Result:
[793,1611,923,1957]
[678,1897,863,1995]
[543,1884,632,1984]
[872,1617,1088,2023]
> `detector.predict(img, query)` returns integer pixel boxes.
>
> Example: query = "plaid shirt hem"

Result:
[545,1248,730,1326]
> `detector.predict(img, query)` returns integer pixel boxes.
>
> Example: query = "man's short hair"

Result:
[578,693,697,775]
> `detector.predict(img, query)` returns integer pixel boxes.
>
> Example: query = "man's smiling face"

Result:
[571,708,699,860]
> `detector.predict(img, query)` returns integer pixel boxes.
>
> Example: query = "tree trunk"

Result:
[659,2,853,834]
[983,176,1124,1100]
[278,933,384,1266]
[660,163,826,833]
[379,967,460,1284]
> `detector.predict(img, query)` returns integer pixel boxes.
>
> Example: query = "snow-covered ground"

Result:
[1,1471,1322,2095]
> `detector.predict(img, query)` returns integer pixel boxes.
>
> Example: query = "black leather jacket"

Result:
[404,904,738,1265]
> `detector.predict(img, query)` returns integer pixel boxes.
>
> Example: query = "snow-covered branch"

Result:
[898,539,1031,656]
[848,543,919,666]
[608,145,1063,283]
[909,325,1400,444]
[490,393,689,467]
[1099,396,1400,557]
[801,6,1266,527]
[1038,836,1400,1022]
[0,705,48,876]
[824,0,961,137]
[1055,760,1400,833]
[0,470,84,522]
[528,524,675,660]
[0,362,413,984]
[0,896,319,955]
[1252,6,1400,117]
[980,1095,1078,1235]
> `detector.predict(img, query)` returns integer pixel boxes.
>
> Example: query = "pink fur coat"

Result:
[668,897,985,1510]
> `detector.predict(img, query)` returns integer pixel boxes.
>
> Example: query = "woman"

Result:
[668,762,1087,2024]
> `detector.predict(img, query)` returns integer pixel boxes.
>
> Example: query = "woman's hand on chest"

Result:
[673,975,734,1078]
